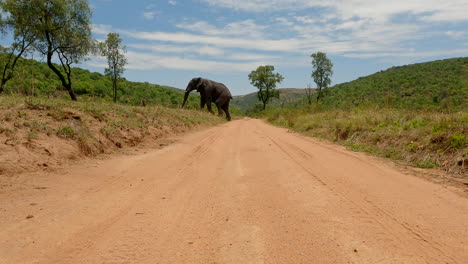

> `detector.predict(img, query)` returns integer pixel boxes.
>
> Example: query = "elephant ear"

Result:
[196,78,205,91]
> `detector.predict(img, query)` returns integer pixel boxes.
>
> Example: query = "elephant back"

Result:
[214,81,232,98]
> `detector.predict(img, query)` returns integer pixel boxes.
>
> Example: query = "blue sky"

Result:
[8,0,468,95]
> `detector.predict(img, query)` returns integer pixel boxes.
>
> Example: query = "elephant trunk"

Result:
[181,92,189,108]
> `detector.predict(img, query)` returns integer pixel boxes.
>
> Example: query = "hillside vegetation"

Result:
[322,57,468,110]
[0,96,223,176]
[263,107,467,175]
[0,53,200,108]
[232,88,307,112]
[237,57,468,112]
[259,58,468,176]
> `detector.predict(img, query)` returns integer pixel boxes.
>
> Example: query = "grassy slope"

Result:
[260,58,468,176]
[0,96,224,175]
[323,57,468,110]
[232,88,308,112]
[263,107,467,175]
[0,54,201,108]
[236,57,468,112]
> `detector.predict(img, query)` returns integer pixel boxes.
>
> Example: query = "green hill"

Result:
[235,58,468,112]
[0,53,200,108]
[322,57,468,110]
[232,88,309,112]
[259,57,468,175]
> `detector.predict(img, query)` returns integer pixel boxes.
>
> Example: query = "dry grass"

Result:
[0,95,224,175]
[264,106,468,176]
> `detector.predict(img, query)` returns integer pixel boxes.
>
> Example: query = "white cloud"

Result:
[168,0,177,5]
[445,31,465,39]
[225,53,279,61]
[92,24,112,35]
[85,51,264,73]
[143,11,156,20]
[86,61,107,69]
[201,0,468,22]
[121,29,306,53]
[122,51,264,72]
[177,20,267,38]
[98,18,422,57]
[294,16,317,24]
[92,0,467,75]
[126,43,280,63]
[200,0,326,12]
[186,1,467,63]
[122,29,415,56]
[176,21,223,35]
[275,18,294,27]
[127,43,225,56]
[334,19,370,31]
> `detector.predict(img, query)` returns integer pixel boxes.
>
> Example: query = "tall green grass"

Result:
[262,106,467,175]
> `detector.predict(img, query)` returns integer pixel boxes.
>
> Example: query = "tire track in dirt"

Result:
[260,124,463,264]
[1,119,467,264]
[36,128,227,264]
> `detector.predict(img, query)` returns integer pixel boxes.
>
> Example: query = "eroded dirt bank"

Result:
[0,97,222,177]
[1,119,467,263]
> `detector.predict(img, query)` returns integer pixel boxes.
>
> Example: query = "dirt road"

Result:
[1,119,467,263]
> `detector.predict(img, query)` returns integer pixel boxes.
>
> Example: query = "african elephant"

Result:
[181,77,233,121]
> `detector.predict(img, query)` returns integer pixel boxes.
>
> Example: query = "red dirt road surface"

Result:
[1,119,467,263]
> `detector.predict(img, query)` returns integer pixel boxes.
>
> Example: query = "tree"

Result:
[305,83,314,105]
[32,0,93,101]
[248,65,284,110]
[0,0,37,93]
[100,33,127,103]
[311,52,333,102]
[0,6,5,34]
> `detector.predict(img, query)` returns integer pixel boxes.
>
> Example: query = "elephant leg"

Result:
[200,98,206,109]
[206,100,215,114]
[215,103,223,116]
[222,102,231,121]
[215,97,228,117]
